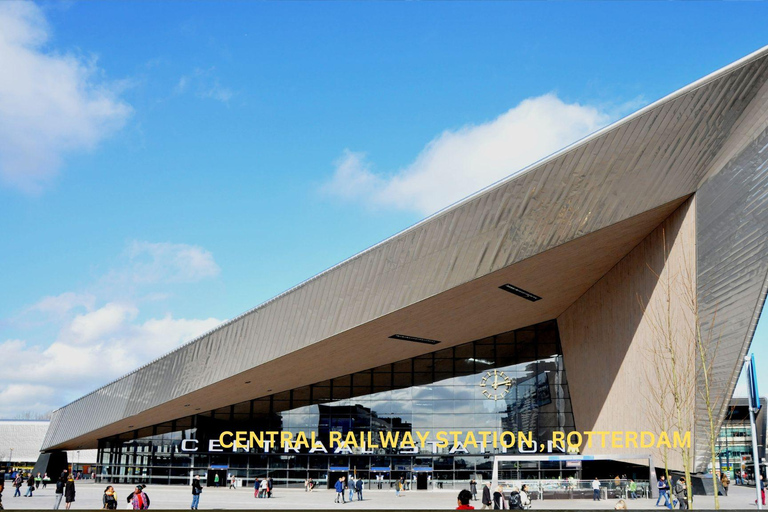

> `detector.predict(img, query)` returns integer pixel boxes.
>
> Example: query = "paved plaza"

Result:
[1,482,763,510]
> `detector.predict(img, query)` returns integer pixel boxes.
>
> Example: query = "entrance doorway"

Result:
[206,469,227,488]
[328,471,347,490]
[416,472,429,490]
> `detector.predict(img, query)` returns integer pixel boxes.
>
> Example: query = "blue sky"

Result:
[0,1,767,417]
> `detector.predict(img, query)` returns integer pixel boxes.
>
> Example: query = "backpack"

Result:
[509,492,522,510]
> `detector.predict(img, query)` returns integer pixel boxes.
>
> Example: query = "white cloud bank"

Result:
[0,1,131,193]
[323,94,612,215]
[0,240,224,418]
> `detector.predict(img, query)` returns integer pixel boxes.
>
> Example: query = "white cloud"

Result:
[175,67,233,104]
[0,307,222,418]
[322,94,612,215]
[0,238,224,417]
[0,1,132,193]
[125,240,221,284]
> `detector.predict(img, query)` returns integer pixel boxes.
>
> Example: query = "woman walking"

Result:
[64,476,76,510]
[103,486,117,509]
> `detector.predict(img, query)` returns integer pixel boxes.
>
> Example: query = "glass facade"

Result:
[98,320,576,488]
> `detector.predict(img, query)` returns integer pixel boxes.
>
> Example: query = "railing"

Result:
[495,479,651,500]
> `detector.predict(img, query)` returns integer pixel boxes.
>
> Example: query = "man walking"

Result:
[348,476,355,502]
[656,475,671,508]
[191,475,202,510]
[12,473,22,498]
[355,477,363,501]
[592,477,601,501]
[53,474,66,509]
[674,477,688,509]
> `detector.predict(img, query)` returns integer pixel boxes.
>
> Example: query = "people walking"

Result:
[470,479,478,501]
[24,473,34,497]
[628,479,637,499]
[229,474,235,490]
[493,485,504,509]
[64,475,76,510]
[129,485,148,510]
[481,483,492,509]
[214,473,220,488]
[520,485,531,509]
[103,486,118,509]
[267,477,273,498]
[674,477,688,510]
[348,476,355,502]
[355,477,363,501]
[191,475,202,510]
[13,473,22,497]
[656,475,671,508]
[35,473,42,489]
[42,474,49,490]
[720,473,729,496]
[334,477,346,504]
[53,474,66,509]
[258,477,268,498]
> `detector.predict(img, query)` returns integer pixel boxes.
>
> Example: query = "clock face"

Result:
[479,369,513,400]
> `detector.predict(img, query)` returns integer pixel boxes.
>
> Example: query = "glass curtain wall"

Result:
[98,320,575,487]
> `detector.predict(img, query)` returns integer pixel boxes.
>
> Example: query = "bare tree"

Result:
[640,230,695,507]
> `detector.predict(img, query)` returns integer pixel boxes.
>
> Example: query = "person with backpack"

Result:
[191,475,202,510]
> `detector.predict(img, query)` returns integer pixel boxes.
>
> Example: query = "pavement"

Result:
[0,481,763,510]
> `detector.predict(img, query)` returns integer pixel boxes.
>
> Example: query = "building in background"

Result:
[0,420,97,478]
[36,47,768,488]
[717,398,767,482]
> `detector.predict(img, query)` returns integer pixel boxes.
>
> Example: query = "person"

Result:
[54,474,66,509]
[308,477,314,492]
[355,477,363,501]
[481,483,492,510]
[35,473,42,490]
[628,479,637,499]
[674,477,687,510]
[267,476,274,498]
[191,475,202,510]
[0,474,4,511]
[377,474,383,490]
[259,478,268,498]
[615,499,628,510]
[457,489,475,510]
[43,474,49,490]
[508,486,523,510]
[720,473,729,497]
[126,485,149,509]
[334,477,345,504]
[758,478,767,506]
[25,473,34,497]
[470,480,478,501]
[64,475,76,510]
[735,472,741,485]
[229,474,235,490]
[395,476,401,498]
[657,475,671,508]
[214,473,220,488]
[13,473,22,497]
[130,485,149,510]
[520,484,531,510]
[348,476,355,502]
[103,486,118,509]
[592,477,601,501]
[493,485,504,510]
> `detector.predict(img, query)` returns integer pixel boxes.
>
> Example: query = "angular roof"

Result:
[44,46,768,472]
